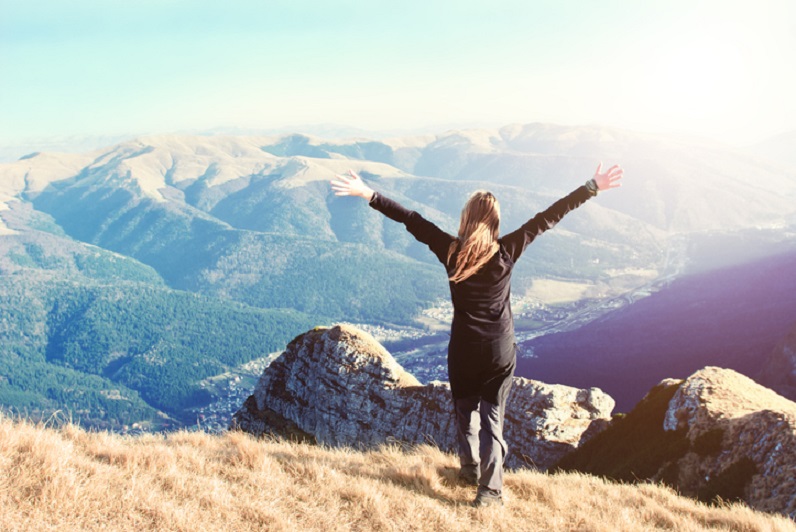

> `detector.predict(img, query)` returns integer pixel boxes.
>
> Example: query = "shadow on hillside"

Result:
[268,450,468,506]
[386,465,466,506]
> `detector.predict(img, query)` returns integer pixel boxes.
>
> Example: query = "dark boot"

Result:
[458,464,480,486]
[472,487,503,507]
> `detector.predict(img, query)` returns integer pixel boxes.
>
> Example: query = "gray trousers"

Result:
[454,395,508,493]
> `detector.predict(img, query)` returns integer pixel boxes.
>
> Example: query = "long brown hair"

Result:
[447,190,500,283]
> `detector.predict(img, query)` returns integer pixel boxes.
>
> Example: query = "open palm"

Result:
[330,170,374,201]
[593,163,624,191]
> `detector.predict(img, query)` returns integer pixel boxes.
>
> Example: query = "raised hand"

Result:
[330,170,375,201]
[593,162,624,191]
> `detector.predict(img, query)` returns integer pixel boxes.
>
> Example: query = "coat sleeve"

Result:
[500,185,594,263]
[368,192,455,265]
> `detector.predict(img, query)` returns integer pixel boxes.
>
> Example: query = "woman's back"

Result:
[448,244,515,341]
[364,185,600,341]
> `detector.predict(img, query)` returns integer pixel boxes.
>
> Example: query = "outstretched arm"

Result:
[501,163,624,263]
[330,170,454,264]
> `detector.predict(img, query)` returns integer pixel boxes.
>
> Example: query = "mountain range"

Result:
[1,123,796,427]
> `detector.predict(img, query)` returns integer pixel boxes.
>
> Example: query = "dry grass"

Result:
[1,414,793,532]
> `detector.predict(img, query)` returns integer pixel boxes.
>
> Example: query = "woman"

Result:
[330,163,623,507]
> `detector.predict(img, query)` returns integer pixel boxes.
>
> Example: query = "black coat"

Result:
[369,185,593,403]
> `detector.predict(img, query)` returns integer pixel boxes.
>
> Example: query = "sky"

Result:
[1,0,795,150]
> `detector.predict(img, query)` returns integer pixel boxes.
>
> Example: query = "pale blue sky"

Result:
[2,0,795,148]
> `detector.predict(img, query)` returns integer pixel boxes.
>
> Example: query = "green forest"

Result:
[0,222,318,429]
[1,273,316,428]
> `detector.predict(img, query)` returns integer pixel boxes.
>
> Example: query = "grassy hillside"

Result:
[1,416,793,531]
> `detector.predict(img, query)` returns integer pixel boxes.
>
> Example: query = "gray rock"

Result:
[663,366,796,518]
[231,324,614,470]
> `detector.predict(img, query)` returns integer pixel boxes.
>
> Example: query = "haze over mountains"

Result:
[1,123,796,427]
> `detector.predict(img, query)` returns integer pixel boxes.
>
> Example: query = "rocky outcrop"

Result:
[663,367,796,518]
[758,322,796,401]
[556,366,796,518]
[231,324,614,470]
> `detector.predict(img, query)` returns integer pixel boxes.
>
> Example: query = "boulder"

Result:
[664,366,796,517]
[231,324,614,470]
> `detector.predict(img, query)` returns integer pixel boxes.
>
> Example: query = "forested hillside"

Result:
[1,272,315,428]
[0,205,315,428]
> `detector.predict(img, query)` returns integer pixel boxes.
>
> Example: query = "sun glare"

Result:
[653,38,743,117]
[613,20,766,140]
